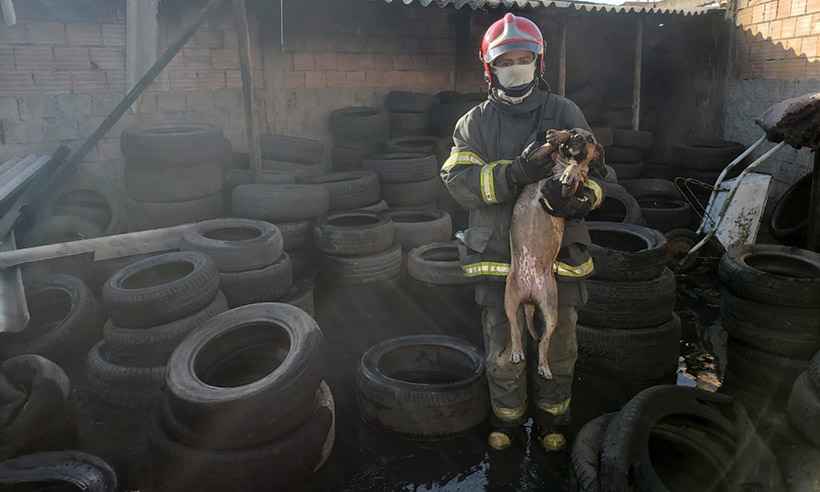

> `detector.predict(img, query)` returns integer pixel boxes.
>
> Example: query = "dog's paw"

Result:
[510,351,525,364]
[537,364,553,379]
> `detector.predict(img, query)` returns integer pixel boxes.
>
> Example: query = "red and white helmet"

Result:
[479,14,545,85]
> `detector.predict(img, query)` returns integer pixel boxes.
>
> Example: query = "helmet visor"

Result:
[485,41,542,65]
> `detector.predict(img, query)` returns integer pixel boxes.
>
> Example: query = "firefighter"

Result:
[440,13,605,452]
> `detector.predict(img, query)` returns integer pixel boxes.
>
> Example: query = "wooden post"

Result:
[558,21,567,97]
[807,151,820,251]
[233,0,263,177]
[632,17,643,131]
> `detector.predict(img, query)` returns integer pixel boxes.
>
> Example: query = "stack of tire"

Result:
[430,91,486,139]
[573,222,679,422]
[330,107,389,171]
[718,245,820,423]
[314,210,401,285]
[150,303,334,492]
[670,138,746,183]
[787,351,820,450]
[81,251,225,489]
[181,219,294,310]
[121,124,229,231]
[621,178,693,232]
[585,181,645,225]
[604,128,653,180]
[363,153,440,210]
[572,385,785,492]
[385,91,433,138]
[301,170,385,213]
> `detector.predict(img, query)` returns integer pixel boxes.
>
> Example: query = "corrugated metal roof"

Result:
[379,0,718,15]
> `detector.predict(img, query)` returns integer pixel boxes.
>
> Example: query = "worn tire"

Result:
[621,178,692,232]
[223,169,295,191]
[126,193,223,231]
[125,161,223,203]
[86,341,165,409]
[262,160,324,179]
[47,182,124,236]
[232,184,330,222]
[571,414,615,492]
[357,335,488,438]
[672,139,745,172]
[612,129,653,150]
[166,303,324,448]
[181,219,283,273]
[259,134,325,165]
[274,220,312,252]
[103,291,229,367]
[579,268,676,329]
[587,182,644,224]
[103,251,219,329]
[289,248,318,279]
[787,373,820,448]
[330,107,389,144]
[591,127,614,147]
[770,173,811,246]
[322,243,402,285]
[605,146,643,163]
[719,245,820,308]
[609,161,645,180]
[382,178,439,208]
[407,242,472,286]
[121,125,228,168]
[726,338,809,404]
[314,211,395,257]
[22,215,104,248]
[281,277,316,317]
[0,451,117,492]
[587,221,668,281]
[385,91,435,113]
[384,137,439,155]
[220,254,293,308]
[331,144,371,171]
[301,171,380,211]
[390,112,430,137]
[357,199,390,213]
[387,209,452,250]
[363,153,438,184]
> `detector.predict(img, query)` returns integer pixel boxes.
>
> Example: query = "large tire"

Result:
[387,209,452,250]
[259,134,325,165]
[390,112,429,137]
[384,137,439,155]
[262,159,324,179]
[121,125,227,168]
[609,162,645,180]
[672,139,745,172]
[301,171,380,211]
[357,335,488,438]
[385,91,435,113]
[621,178,692,232]
[407,242,472,285]
[220,254,293,308]
[322,243,402,285]
[787,373,820,448]
[586,182,644,224]
[126,193,223,231]
[571,414,615,492]
[331,144,371,171]
[587,221,668,281]
[0,451,118,492]
[314,211,395,257]
[103,251,219,329]
[721,287,820,359]
[579,268,676,329]
[125,161,223,203]
[103,291,229,367]
[0,275,102,368]
[231,184,330,222]
[363,153,438,183]
[719,245,820,308]
[276,220,313,252]
[181,219,283,273]
[85,341,165,409]
[330,107,389,144]
[47,181,124,236]
[605,146,643,163]
[612,129,653,150]
[726,338,809,404]
[165,303,324,448]
[769,173,811,246]
[577,315,681,381]
[22,215,104,248]
[382,178,439,208]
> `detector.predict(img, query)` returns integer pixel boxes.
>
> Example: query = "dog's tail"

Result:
[524,304,538,340]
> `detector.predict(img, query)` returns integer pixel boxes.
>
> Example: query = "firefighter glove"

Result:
[506,138,556,187]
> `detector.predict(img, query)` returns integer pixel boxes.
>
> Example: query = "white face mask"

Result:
[493,60,536,89]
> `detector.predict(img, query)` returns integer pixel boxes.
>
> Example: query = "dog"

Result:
[504,128,602,379]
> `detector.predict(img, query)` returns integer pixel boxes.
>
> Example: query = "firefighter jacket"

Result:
[440,88,604,305]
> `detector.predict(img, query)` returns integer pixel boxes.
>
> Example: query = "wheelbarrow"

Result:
[670,93,820,270]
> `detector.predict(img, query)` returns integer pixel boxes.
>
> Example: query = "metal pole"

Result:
[807,151,820,251]
[632,17,643,131]
[558,21,567,97]
[233,0,263,177]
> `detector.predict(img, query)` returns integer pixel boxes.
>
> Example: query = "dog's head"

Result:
[551,128,602,197]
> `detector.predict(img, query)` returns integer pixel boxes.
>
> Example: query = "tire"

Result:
[672,140,745,172]
[332,144,371,171]
[385,91,435,113]
[301,171,380,211]
[591,127,614,147]
[103,291,229,367]
[314,211,395,256]
[125,161,223,203]
[103,251,220,329]
[223,168,295,191]
[769,172,811,246]
[612,129,653,150]
[259,134,325,165]
[0,274,102,368]
[47,182,124,236]
[609,161,645,179]
[330,107,389,144]
[232,184,330,222]
[86,341,165,409]
[586,182,644,224]
[572,414,615,492]
[357,199,390,213]
[579,268,676,329]
[726,338,809,403]
[719,245,820,308]
[605,146,643,163]
[166,303,324,448]
[276,220,313,251]
[357,335,488,438]
[126,193,223,231]
[121,124,227,168]
[322,243,402,285]
[390,112,430,137]
[577,315,681,380]
[621,178,692,232]
[387,209,452,251]
[603,164,618,183]
[787,373,820,448]
[587,221,668,281]
[0,451,118,492]
[220,254,293,308]
[384,137,439,155]
[430,94,484,138]
[181,219,283,273]
[382,178,440,208]
[407,242,472,285]
[281,277,315,317]
[363,153,438,183]
[262,160,324,179]
[289,248,318,280]
[22,215,104,248]
[721,287,820,358]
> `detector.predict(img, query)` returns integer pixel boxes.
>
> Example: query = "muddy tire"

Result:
[181,219,283,273]
[322,243,402,285]
[382,178,439,208]
[363,153,438,183]
[232,184,330,222]
[587,221,668,281]
[314,211,395,256]
[586,182,644,225]
[571,414,615,492]
[86,341,165,409]
[302,171,380,211]
[357,335,488,438]
[787,373,820,448]
[407,242,472,286]
[220,254,293,308]
[387,209,452,251]
[579,268,676,329]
